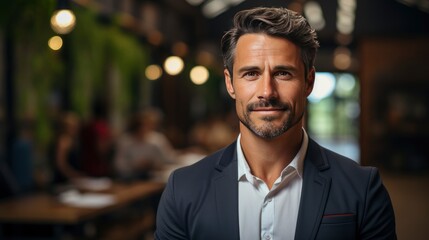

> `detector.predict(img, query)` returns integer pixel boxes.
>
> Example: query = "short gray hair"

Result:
[221,7,319,78]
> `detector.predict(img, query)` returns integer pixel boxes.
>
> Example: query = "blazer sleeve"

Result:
[360,168,397,239]
[155,171,188,240]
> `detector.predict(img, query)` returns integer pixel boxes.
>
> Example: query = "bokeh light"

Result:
[50,9,76,34]
[145,64,163,80]
[335,73,356,97]
[48,36,63,51]
[164,56,184,76]
[190,66,209,85]
[172,42,189,57]
[308,72,336,102]
[333,46,352,70]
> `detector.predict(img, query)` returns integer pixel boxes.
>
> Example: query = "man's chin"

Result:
[260,116,276,122]
[253,129,287,140]
[250,123,290,139]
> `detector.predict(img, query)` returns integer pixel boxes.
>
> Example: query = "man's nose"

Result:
[257,74,278,100]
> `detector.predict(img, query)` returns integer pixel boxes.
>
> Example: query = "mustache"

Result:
[247,99,290,111]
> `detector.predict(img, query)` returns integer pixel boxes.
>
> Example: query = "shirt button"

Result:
[267,198,272,202]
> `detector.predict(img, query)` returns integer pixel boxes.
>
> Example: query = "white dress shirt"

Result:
[237,129,308,240]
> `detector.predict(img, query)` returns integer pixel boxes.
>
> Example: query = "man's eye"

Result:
[275,71,292,80]
[244,72,258,77]
[243,71,259,79]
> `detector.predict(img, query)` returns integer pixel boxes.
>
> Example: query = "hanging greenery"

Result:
[1,0,61,147]
[0,1,148,149]
[70,6,147,119]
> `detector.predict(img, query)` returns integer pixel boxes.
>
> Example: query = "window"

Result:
[307,72,360,163]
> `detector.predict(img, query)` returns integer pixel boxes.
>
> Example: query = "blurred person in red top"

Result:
[80,98,114,177]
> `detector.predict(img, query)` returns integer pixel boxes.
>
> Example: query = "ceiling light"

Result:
[304,1,326,30]
[145,65,163,80]
[333,46,352,70]
[202,0,228,18]
[164,56,184,76]
[190,66,209,85]
[48,36,63,50]
[186,0,205,6]
[50,9,76,34]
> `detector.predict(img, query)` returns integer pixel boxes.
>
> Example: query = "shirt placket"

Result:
[261,194,274,240]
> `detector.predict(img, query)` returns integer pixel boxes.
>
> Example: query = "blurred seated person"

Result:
[11,117,36,192]
[0,159,20,198]
[114,112,172,181]
[50,112,85,184]
[138,107,177,163]
[188,116,238,155]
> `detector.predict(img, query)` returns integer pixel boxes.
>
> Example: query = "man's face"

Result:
[224,33,314,139]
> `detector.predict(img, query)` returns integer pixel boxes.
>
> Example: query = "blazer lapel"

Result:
[295,139,332,240]
[214,142,240,240]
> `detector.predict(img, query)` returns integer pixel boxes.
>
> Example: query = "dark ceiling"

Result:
[158,0,429,71]
[205,0,429,45]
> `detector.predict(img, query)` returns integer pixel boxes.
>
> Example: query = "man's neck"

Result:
[239,125,303,189]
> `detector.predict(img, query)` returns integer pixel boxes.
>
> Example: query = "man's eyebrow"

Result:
[237,66,261,75]
[272,65,298,72]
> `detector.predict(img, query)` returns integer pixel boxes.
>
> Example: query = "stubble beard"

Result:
[238,99,303,140]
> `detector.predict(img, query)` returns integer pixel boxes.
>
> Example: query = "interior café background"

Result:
[0,0,429,186]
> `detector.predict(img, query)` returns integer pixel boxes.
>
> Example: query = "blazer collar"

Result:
[295,138,332,240]
[215,141,237,171]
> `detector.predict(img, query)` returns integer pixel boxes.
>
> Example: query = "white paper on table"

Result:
[72,177,113,191]
[59,190,116,208]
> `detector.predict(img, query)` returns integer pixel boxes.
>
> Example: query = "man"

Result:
[155,7,396,240]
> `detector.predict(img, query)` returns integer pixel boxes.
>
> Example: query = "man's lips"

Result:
[252,107,286,111]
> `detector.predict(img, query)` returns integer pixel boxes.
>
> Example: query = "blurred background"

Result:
[0,0,428,239]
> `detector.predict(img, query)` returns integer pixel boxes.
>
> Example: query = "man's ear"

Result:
[305,67,316,97]
[224,69,236,99]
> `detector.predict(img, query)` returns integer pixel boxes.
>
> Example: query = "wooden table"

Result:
[0,181,165,239]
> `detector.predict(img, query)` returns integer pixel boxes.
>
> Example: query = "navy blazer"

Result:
[155,139,396,240]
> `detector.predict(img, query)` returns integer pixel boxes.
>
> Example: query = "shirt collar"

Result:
[237,128,309,181]
[237,134,250,182]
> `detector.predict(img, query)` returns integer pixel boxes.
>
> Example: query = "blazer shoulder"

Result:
[317,142,373,174]
[170,141,236,185]
[314,142,387,201]
[309,140,378,189]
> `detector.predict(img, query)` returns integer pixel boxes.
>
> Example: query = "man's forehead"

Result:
[233,34,302,66]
